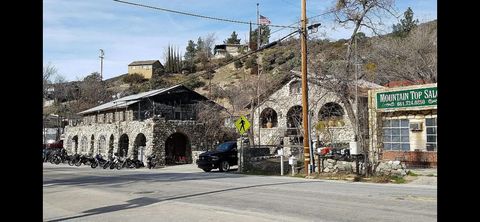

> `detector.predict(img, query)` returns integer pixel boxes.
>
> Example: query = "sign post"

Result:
[277,148,284,175]
[235,116,251,173]
[289,156,297,176]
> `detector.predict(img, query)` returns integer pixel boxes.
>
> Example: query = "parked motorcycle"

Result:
[146,154,157,169]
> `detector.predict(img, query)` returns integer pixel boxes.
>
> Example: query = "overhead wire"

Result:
[113,0,296,28]
[270,8,339,37]
[174,30,300,88]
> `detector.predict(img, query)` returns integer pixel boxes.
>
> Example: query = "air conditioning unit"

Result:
[410,122,423,131]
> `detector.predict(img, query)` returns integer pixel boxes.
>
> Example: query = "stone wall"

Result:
[252,77,356,146]
[65,118,206,167]
[64,119,155,163]
[382,150,437,167]
[317,159,363,174]
[317,158,406,176]
[151,119,205,166]
[375,160,407,176]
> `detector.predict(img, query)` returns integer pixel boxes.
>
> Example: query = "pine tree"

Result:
[225,31,241,44]
[184,40,197,73]
[392,7,419,38]
[250,25,271,47]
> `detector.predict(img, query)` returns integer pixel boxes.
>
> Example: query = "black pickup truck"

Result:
[196,141,238,172]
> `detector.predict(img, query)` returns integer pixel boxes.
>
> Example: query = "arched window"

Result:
[289,80,301,95]
[80,136,88,153]
[260,108,278,128]
[319,102,344,121]
[98,135,106,155]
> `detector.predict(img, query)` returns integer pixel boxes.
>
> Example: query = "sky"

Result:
[43,0,437,81]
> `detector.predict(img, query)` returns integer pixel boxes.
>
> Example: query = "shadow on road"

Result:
[43,171,245,188]
[45,180,323,222]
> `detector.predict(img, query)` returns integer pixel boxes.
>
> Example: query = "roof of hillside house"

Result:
[128,60,160,66]
[214,44,244,49]
[78,84,211,115]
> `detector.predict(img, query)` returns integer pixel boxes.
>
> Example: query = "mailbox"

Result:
[288,156,297,165]
[277,148,284,156]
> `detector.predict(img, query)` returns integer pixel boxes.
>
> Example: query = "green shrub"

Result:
[407,171,419,176]
[234,60,243,69]
[123,73,146,85]
[184,78,206,89]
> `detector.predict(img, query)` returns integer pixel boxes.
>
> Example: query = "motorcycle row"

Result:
[43,148,159,170]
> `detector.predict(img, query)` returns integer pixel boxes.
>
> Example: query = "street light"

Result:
[307,23,321,33]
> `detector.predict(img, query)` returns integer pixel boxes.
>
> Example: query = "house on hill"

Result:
[128,60,164,79]
[64,84,226,166]
[213,44,248,59]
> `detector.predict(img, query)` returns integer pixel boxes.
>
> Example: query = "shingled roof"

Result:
[128,60,159,66]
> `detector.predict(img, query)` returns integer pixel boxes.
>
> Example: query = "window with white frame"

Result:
[426,117,437,151]
[382,119,410,151]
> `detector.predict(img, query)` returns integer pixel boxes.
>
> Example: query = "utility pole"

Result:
[300,0,311,175]
[99,49,104,80]
[256,3,261,146]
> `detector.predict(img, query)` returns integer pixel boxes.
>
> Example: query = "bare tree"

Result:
[309,0,396,175]
[70,72,112,114]
[43,63,57,103]
[203,33,216,59]
[370,21,437,84]
[196,101,237,150]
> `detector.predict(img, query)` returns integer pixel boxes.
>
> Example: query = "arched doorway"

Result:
[108,135,115,157]
[165,132,191,165]
[71,135,78,154]
[118,134,129,157]
[286,105,303,145]
[133,133,146,163]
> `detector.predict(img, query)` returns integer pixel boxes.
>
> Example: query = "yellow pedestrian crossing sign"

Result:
[235,115,250,135]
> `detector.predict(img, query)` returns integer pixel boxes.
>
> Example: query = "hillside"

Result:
[51,20,436,117]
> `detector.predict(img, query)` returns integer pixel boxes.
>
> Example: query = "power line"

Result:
[279,0,316,15]
[270,8,338,36]
[175,30,299,88]
[113,0,296,28]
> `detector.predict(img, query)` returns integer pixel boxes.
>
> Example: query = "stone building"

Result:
[248,71,384,157]
[64,84,224,166]
[213,44,248,59]
[128,60,164,79]
[368,83,437,167]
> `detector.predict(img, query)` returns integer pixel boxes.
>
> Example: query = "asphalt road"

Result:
[43,163,437,222]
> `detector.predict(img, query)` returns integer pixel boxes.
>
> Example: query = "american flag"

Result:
[259,15,271,25]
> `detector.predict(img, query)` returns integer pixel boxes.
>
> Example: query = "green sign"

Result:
[376,87,437,109]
